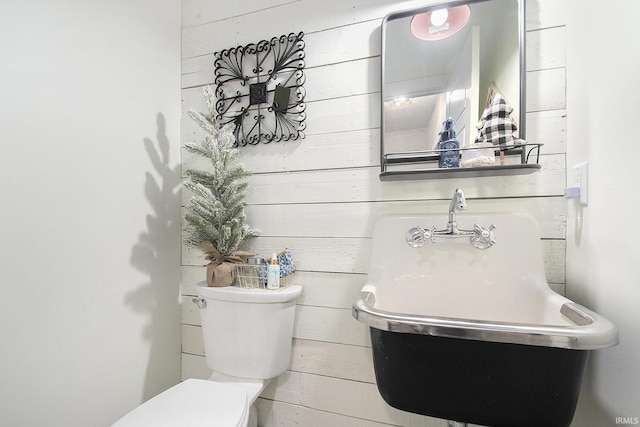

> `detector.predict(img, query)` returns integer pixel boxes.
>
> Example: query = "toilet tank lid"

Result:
[196,282,302,303]
[112,379,247,427]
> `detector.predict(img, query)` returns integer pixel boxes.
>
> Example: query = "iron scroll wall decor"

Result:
[214,32,306,146]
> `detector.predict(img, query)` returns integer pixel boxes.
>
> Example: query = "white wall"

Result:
[0,1,182,425]
[181,1,572,426]
[566,0,640,425]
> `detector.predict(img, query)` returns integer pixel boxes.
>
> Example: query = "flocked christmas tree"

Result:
[184,86,258,285]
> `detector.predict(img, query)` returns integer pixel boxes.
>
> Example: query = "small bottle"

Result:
[438,118,460,168]
[267,253,280,289]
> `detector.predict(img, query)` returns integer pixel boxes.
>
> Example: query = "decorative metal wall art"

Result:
[214,32,306,146]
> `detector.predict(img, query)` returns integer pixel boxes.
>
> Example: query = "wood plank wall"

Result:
[180,0,567,425]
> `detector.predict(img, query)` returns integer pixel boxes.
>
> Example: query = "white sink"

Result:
[352,210,618,426]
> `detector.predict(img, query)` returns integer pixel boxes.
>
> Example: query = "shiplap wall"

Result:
[180,0,567,425]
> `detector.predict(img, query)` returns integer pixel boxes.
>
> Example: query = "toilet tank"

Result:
[195,283,302,379]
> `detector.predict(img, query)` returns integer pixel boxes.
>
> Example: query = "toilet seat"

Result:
[112,379,249,427]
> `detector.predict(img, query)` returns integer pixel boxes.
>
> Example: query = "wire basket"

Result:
[235,263,296,289]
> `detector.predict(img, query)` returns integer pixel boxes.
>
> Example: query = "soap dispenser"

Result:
[437,118,460,168]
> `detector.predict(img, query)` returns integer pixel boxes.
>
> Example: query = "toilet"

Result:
[113,282,302,427]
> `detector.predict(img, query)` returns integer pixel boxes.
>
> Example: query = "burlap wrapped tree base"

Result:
[200,241,254,287]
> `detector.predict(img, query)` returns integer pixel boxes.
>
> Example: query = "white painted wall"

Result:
[180,1,575,426]
[566,0,640,425]
[0,1,182,425]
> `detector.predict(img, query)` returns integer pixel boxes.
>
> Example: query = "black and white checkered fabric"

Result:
[474,94,522,146]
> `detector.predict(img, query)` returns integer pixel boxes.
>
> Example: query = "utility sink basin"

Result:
[353,206,618,427]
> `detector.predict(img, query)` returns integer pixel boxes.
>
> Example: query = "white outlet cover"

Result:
[572,162,588,205]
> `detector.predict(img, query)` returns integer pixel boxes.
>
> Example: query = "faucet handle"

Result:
[406,226,438,247]
[424,226,438,244]
[406,226,427,248]
[471,224,496,250]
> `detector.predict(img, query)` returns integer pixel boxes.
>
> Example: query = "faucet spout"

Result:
[448,188,467,229]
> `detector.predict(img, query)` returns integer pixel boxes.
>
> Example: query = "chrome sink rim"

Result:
[353,291,619,350]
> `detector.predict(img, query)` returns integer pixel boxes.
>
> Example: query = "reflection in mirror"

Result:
[381,0,526,176]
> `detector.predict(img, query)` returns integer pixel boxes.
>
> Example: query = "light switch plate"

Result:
[572,162,589,205]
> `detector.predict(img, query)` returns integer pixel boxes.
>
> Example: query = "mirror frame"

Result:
[380,0,527,179]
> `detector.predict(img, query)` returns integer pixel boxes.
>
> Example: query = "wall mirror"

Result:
[381,0,537,179]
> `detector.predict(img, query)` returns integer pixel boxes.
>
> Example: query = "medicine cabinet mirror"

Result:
[381,0,539,179]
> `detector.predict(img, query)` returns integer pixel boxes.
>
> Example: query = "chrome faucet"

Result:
[406,188,496,250]
[447,188,467,234]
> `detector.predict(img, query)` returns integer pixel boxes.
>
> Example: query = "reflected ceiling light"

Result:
[390,96,412,108]
[410,5,471,41]
[430,9,449,27]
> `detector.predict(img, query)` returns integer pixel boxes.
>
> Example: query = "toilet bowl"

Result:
[113,283,302,427]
